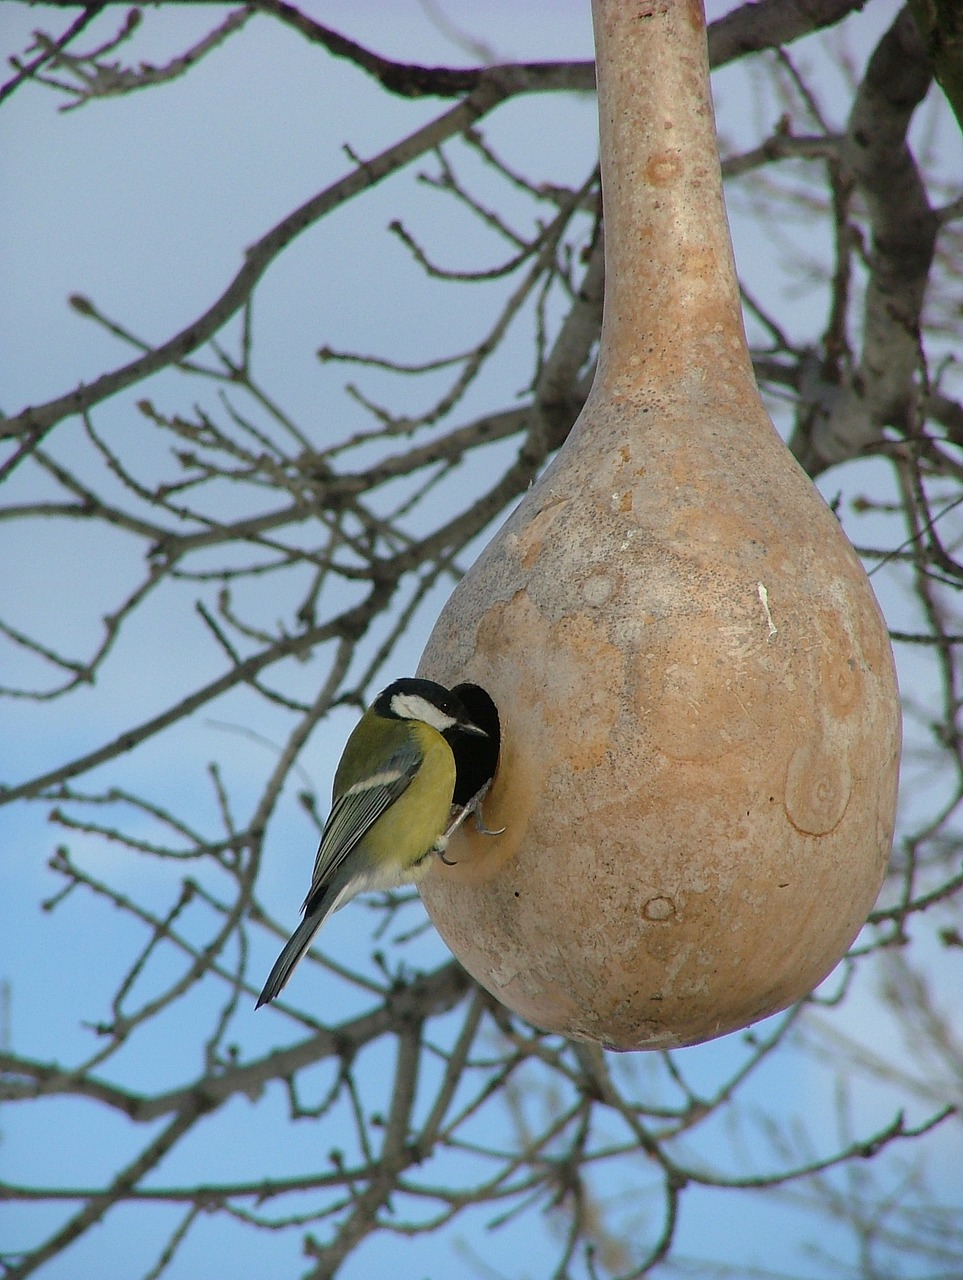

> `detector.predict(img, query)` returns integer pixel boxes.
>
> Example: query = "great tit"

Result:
[256,678,486,1008]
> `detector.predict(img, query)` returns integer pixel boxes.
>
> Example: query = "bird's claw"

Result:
[473,808,506,837]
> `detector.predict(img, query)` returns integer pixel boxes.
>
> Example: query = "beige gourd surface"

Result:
[418,0,901,1049]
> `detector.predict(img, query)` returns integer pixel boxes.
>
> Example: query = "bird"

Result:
[256,678,486,1008]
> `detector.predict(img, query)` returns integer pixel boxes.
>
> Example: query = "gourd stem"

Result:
[591,0,754,401]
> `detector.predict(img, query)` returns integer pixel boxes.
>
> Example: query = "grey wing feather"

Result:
[302,744,421,912]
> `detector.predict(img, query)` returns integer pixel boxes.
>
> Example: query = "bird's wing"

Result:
[301,747,420,914]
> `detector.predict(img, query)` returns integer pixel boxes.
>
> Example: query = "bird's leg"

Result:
[433,781,505,865]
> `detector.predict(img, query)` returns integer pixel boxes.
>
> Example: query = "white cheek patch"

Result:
[390,693,456,732]
[344,770,404,795]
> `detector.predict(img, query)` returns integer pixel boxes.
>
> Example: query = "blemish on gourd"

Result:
[646,151,683,186]
[581,570,616,607]
[784,737,852,836]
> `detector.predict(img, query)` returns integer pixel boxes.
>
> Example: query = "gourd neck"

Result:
[591,0,754,403]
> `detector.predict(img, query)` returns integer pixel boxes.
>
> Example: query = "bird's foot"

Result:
[433,832,457,866]
[473,806,506,837]
[465,780,505,836]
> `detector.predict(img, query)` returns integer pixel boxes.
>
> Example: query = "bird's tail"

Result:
[256,912,324,1008]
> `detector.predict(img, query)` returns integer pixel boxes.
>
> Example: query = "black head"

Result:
[374,678,486,738]
[446,682,501,807]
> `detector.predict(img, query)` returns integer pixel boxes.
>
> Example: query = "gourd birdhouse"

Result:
[418,0,901,1050]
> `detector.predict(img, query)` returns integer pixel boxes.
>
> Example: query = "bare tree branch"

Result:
[791,8,938,471]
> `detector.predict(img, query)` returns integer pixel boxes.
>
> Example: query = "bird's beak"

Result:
[461,720,488,736]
